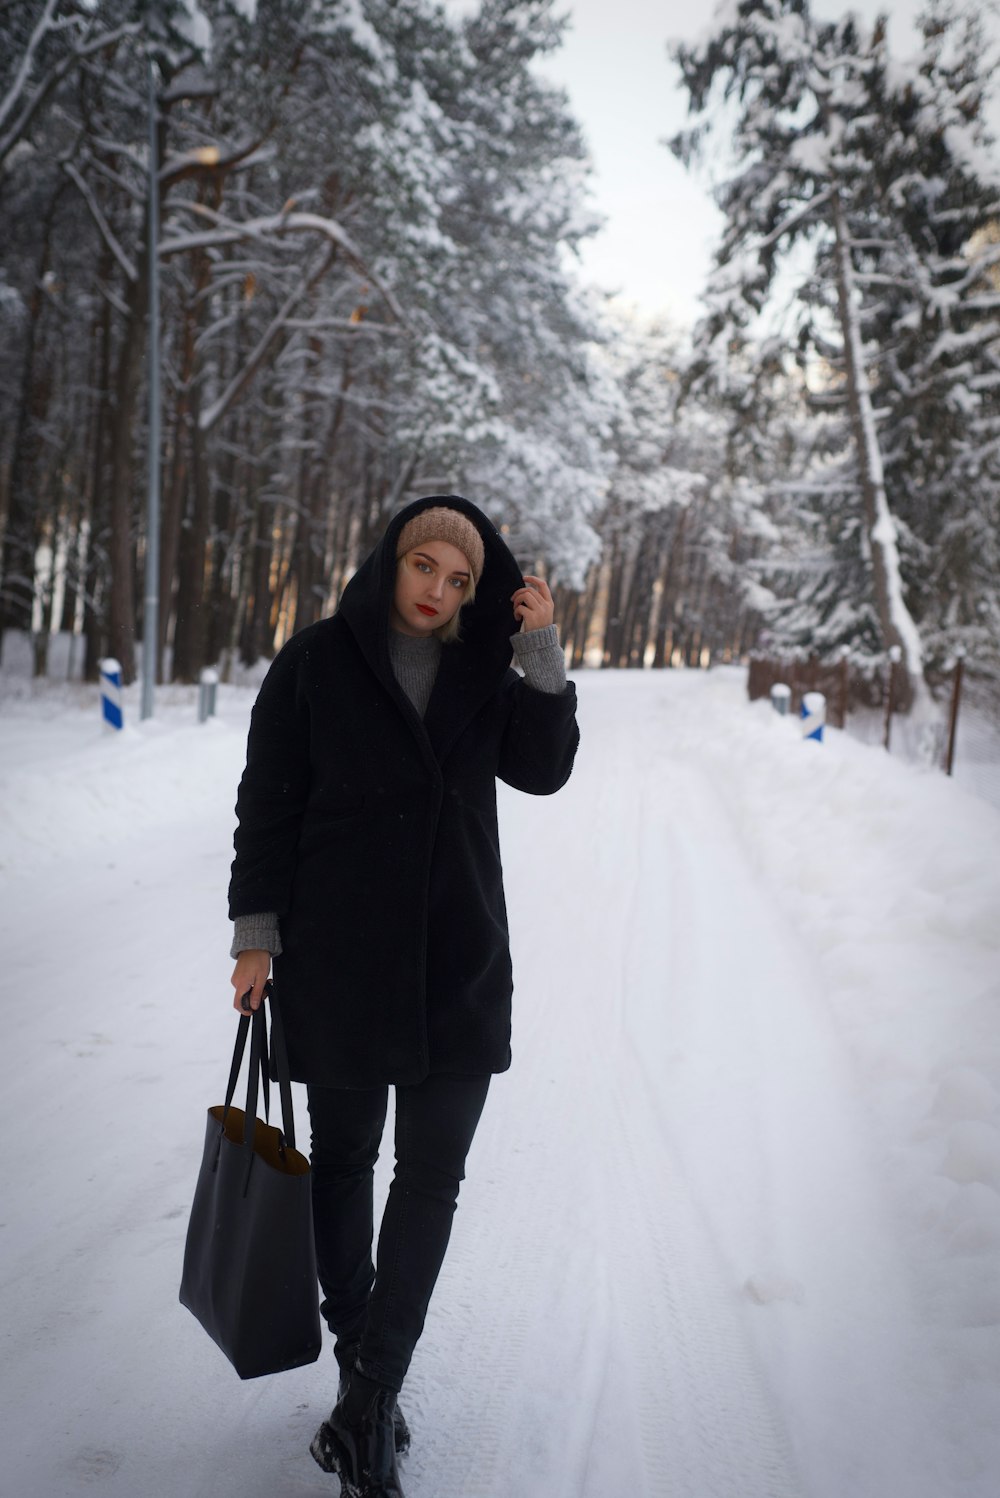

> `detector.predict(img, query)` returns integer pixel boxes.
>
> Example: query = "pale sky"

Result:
[534,0,940,329]
[533,0,720,330]
[447,0,968,330]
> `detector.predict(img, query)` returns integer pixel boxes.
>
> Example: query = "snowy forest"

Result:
[1,0,998,715]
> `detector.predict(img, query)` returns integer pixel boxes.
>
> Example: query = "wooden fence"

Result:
[747,654,861,730]
[748,651,998,783]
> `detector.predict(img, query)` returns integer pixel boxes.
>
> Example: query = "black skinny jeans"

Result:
[306,1072,490,1393]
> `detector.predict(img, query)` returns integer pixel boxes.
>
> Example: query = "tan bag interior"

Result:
[210,1105,311,1176]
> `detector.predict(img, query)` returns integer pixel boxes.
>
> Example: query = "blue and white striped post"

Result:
[800,690,826,743]
[100,657,124,732]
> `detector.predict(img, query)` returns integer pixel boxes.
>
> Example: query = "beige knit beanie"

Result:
[395,506,485,584]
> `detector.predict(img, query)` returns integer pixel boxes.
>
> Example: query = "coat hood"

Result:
[338,494,525,694]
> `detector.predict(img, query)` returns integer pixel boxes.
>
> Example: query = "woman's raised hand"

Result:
[231,949,271,1013]
[512,574,554,632]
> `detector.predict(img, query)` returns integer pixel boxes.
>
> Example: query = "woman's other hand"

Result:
[231,949,271,1013]
[512,575,554,632]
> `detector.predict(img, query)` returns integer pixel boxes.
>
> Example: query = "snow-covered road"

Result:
[2,668,998,1497]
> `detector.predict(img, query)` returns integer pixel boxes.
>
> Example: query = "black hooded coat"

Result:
[229,496,580,1087]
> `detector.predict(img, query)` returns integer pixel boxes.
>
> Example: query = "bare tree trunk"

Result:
[158,316,196,680]
[686,547,710,666]
[622,515,660,666]
[329,475,364,601]
[58,334,100,638]
[171,385,212,682]
[81,266,114,681]
[553,582,580,664]
[602,530,626,667]
[205,423,242,666]
[830,187,922,711]
[292,350,353,632]
[0,184,63,641]
[105,262,149,684]
[159,402,187,677]
[630,580,658,668]
[239,487,276,666]
[652,506,687,668]
[570,562,603,669]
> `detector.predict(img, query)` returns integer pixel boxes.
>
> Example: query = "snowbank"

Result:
[1,665,997,1497]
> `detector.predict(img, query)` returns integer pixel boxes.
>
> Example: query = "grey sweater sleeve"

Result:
[231,911,282,958]
[510,623,567,694]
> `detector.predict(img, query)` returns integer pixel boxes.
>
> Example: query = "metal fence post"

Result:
[837,649,850,729]
[883,645,901,751]
[944,650,965,777]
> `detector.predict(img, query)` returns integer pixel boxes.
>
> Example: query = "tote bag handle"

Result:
[221,981,298,1154]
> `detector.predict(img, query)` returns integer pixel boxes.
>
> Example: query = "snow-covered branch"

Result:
[0,0,634,679]
[98,281,131,319]
[0,14,140,171]
[62,161,137,284]
[84,152,146,205]
[282,316,403,336]
[955,242,1000,295]
[90,137,145,171]
[756,187,833,250]
[0,0,59,140]
[199,244,341,433]
[159,137,268,187]
[160,209,406,323]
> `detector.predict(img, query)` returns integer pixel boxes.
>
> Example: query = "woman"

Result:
[228,495,579,1498]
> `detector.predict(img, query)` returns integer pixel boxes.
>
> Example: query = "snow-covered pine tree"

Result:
[0,0,200,669]
[564,315,797,671]
[0,0,616,678]
[159,0,615,648]
[353,0,614,586]
[670,0,1000,712]
[586,321,702,668]
[859,2,1000,676]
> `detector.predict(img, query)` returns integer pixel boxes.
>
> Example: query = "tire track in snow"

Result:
[579,686,802,1498]
[390,677,804,1498]
[625,683,949,1498]
[611,1059,802,1498]
[402,1026,622,1497]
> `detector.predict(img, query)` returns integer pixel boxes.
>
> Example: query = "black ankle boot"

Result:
[336,1358,410,1455]
[310,1373,405,1497]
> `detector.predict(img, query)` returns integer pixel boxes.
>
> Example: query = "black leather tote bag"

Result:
[179,985,322,1378]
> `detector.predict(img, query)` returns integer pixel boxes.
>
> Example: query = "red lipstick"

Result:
[417,605,438,616]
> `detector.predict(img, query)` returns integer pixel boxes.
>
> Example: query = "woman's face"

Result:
[391,539,472,636]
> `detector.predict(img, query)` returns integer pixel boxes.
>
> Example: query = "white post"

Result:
[770,682,792,716]
[198,667,219,723]
[100,657,124,732]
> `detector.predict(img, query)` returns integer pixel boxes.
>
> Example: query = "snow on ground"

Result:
[1,664,998,1497]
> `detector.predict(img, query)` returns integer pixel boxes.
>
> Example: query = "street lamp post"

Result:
[141,51,161,720]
